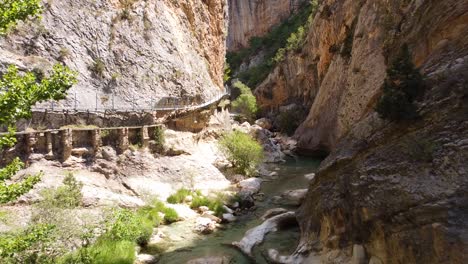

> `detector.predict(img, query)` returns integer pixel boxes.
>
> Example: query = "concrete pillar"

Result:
[141,126,150,148]
[117,128,129,154]
[91,129,102,155]
[60,129,72,162]
[24,133,36,160]
[45,132,54,159]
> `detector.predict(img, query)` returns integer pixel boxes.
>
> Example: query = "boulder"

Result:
[352,244,367,264]
[233,212,296,257]
[237,190,255,209]
[238,178,262,194]
[195,217,217,234]
[135,254,158,264]
[261,208,288,220]
[255,118,272,130]
[281,189,308,206]
[222,213,237,223]
[201,212,222,223]
[186,256,232,264]
[101,146,117,162]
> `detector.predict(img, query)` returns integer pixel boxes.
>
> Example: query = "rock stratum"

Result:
[0,0,227,109]
[253,0,468,262]
[227,0,307,51]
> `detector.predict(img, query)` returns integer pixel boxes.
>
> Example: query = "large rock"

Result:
[1,0,227,110]
[232,211,296,257]
[194,217,217,234]
[280,189,308,206]
[186,256,232,264]
[238,178,263,194]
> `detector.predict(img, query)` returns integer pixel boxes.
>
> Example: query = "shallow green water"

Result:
[157,157,321,264]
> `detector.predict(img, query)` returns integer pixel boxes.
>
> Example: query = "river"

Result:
[156,157,321,263]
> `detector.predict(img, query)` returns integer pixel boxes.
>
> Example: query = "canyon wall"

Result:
[255,0,468,262]
[0,0,227,109]
[227,0,307,51]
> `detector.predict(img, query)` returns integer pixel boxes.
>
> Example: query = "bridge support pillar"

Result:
[45,132,54,159]
[24,133,36,163]
[92,129,102,155]
[117,128,129,154]
[141,126,150,148]
[60,129,72,162]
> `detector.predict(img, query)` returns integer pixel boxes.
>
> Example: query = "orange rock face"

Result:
[227,0,307,51]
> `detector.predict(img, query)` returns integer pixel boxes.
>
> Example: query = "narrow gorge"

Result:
[0,0,467,263]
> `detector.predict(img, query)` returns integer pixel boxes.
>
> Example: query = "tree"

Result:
[219,131,264,176]
[0,1,78,204]
[0,0,42,34]
[231,81,258,121]
[376,44,424,120]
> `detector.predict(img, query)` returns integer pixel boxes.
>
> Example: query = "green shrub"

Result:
[277,107,308,135]
[231,81,258,121]
[60,239,136,264]
[219,131,264,175]
[166,188,192,204]
[190,195,226,217]
[40,173,83,209]
[104,209,153,246]
[0,224,55,263]
[161,207,179,224]
[153,126,165,153]
[90,58,105,77]
[376,44,425,120]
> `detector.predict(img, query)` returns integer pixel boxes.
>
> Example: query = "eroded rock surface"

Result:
[0,0,227,109]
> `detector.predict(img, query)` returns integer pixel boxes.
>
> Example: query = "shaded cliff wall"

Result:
[0,0,227,109]
[264,0,468,262]
[227,0,307,51]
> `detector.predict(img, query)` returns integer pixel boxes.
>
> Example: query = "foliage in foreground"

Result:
[231,81,258,121]
[0,0,42,34]
[376,44,425,121]
[0,64,78,204]
[219,131,264,176]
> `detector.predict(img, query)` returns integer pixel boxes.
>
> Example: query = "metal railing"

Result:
[32,87,230,113]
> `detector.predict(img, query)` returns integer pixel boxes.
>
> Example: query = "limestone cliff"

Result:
[0,0,227,109]
[227,0,307,51]
[254,0,468,262]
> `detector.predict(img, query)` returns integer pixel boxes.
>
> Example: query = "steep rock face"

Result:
[0,0,227,109]
[227,0,307,51]
[274,0,468,262]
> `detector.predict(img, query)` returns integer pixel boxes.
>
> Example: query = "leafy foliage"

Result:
[277,107,308,135]
[0,64,77,205]
[58,239,136,264]
[219,131,264,176]
[103,209,153,246]
[231,81,258,121]
[0,0,42,34]
[0,64,77,125]
[39,173,83,209]
[190,194,226,217]
[166,188,192,204]
[0,224,55,262]
[153,126,165,153]
[376,44,425,120]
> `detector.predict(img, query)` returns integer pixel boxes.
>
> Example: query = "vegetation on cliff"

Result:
[226,0,318,88]
[231,81,258,121]
[376,44,425,121]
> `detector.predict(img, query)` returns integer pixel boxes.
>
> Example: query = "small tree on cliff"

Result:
[376,44,425,121]
[0,1,78,204]
[231,81,258,122]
